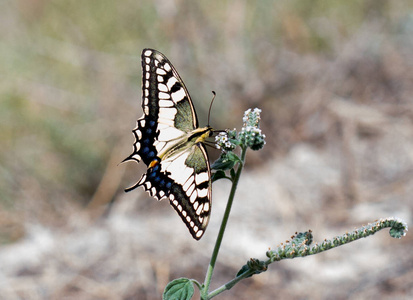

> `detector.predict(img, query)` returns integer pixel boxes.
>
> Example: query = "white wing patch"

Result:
[161,147,210,210]
[161,151,193,185]
[157,127,184,142]
[166,77,178,89]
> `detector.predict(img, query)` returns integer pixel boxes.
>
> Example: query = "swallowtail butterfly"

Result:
[124,49,213,240]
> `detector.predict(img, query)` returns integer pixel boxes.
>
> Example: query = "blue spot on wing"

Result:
[137,160,174,199]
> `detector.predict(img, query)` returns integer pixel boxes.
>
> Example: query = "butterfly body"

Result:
[124,49,212,240]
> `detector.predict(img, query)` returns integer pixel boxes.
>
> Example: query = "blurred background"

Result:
[1,0,413,299]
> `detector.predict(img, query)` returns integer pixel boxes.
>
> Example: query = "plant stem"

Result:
[207,269,255,298]
[201,146,247,299]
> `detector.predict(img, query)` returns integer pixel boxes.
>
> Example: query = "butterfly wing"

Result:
[124,49,212,240]
[136,143,211,239]
[124,48,199,166]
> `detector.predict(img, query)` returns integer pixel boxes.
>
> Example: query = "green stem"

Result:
[201,146,247,300]
[207,269,255,298]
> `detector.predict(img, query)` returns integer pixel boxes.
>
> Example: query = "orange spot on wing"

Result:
[149,160,159,168]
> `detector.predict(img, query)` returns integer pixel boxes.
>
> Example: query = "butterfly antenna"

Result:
[207,91,216,127]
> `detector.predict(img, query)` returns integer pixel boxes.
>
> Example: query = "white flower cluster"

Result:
[215,131,236,152]
[241,126,265,139]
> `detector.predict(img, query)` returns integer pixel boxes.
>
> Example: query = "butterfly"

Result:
[123,48,213,240]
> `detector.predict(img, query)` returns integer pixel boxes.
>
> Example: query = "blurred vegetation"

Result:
[1,0,412,229]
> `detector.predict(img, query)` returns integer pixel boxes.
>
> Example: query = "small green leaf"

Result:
[212,170,229,182]
[163,278,194,300]
[236,258,267,278]
[226,151,241,162]
[211,152,240,171]
[236,264,250,277]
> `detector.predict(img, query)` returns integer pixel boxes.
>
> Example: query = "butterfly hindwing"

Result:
[137,144,211,239]
[124,48,212,240]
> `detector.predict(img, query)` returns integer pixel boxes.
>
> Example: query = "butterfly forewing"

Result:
[124,48,212,240]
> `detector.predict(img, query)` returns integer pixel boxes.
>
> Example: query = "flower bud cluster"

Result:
[239,108,266,150]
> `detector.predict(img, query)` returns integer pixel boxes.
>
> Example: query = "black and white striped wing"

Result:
[124,48,198,167]
[124,48,212,240]
[136,143,211,239]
